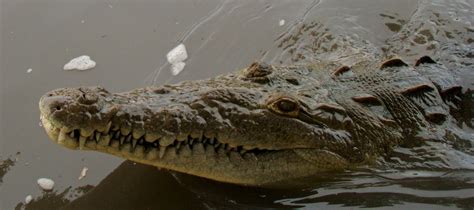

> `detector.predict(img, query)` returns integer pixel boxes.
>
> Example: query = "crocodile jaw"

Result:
[37,77,353,186]
[40,111,348,186]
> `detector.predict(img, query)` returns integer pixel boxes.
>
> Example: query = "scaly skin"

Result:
[39,57,464,186]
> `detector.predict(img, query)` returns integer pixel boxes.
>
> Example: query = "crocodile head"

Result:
[39,60,453,186]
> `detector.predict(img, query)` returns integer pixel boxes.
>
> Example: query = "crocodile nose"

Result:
[39,92,69,117]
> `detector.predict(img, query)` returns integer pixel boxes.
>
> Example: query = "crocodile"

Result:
[39,56,469,186]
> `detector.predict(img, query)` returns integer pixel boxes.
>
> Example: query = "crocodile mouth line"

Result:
[40,116,271,162]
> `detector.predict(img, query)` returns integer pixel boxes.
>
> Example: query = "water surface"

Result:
[1,0,473,209]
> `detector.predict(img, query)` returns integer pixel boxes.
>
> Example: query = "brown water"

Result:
[1,0,473,209]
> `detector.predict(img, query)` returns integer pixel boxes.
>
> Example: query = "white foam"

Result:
[37,178,55,190]
[279,19,286,26]
[170,62,186,76]
[27,68,32,73]
[166,44,188,64]
[78,167,88,180]
[25,195,33,204]
[63,55,96,71]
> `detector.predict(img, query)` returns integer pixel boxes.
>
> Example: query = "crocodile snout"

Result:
[39,93,70,118]
[40,87,105,117]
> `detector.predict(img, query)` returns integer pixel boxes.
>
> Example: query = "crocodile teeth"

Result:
[106,135,112,145]
[101,135,111,146]
[104,122,112,133]
[61,126,73,133]
[145,133,159,142]
[176,141,181,150]
[58,128,68,144]
[160,136,175,147]
[120,126,131,136]
[132,139,138,149]
[132,130,144,140]
[195,143,205,153]
[159,146,167,159]
[120,136,125,145]
[69,131,75,138]
[209,138,215,145]
[79,136,87,150]
[95,132,101,142]
[126,135,132,143]
[80,128,94,137]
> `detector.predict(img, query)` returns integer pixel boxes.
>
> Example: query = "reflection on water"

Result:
[15,161,474,209]
[1,0,473,209]
[0,156,16,184]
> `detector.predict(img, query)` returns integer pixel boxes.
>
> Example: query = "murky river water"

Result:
[1,0,473,209]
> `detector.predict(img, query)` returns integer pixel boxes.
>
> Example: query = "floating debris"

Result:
[167,43,188,64]
[63,55,96,71]
[167,44,188,76]
[25,195,33,204]
[279,19,286,26]
[37,178,55,191]
[27,68,32,73]
[78,167,89,180]
[171,62,186,76]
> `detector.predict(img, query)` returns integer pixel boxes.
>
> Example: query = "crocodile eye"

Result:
[267,97,300,117]
[277,100,297,112]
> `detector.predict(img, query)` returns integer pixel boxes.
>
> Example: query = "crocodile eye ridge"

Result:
[241,62,273,83]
